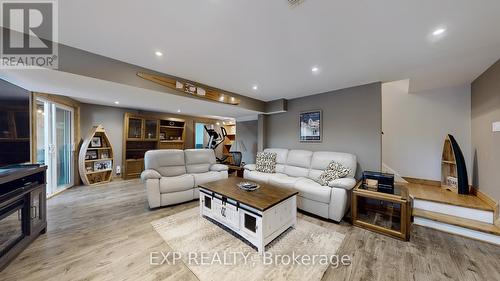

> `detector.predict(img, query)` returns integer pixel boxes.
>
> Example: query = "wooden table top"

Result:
[227,165,243,170]
[199,177,298,211]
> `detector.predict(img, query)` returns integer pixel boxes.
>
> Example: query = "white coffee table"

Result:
[198,177,298,253]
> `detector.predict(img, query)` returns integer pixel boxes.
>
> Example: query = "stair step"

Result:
[413,208,500,236]
[413,198,494,223]
[406,183,494,211]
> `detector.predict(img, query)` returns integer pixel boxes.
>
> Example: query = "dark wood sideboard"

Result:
[0,165,47,271]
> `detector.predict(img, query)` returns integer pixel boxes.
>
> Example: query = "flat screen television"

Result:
[0,79,31,168]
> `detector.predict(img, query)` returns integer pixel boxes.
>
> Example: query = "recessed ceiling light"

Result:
[252,85,258,90]
[311,66,319,73]
[177,109,181,113]
[114,101,120,104]
[216,122,220,126]
[432,28,446,36]
[155,51,163,57]
[37,109,42,114]
[219,96,225,101]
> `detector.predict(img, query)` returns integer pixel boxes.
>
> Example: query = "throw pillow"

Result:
[255,152,277,173]
[316,161,351,186]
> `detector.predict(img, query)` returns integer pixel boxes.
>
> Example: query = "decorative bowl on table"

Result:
[237,181,260,191]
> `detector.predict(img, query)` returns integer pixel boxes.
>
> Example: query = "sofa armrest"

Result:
[210,164,228,172]
[244,164,256,171]
[328,177,356,190]
[140,169,162,182]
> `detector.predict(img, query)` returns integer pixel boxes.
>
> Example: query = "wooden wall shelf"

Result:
[137,72,241,105]
[222,124,236,164]
[79,125,114,185]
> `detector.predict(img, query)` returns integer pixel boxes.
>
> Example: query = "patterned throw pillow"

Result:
[255,152,277,173]
[317,161,351,186]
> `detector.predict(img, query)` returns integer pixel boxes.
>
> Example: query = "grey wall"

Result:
[80,104,137,177]
[382,81,471,182]
[265,82,382,178]
[257,114,267,152]
[471,59,500,202]
[236,120,258,164]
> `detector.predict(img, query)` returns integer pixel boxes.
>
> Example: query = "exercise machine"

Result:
[204,125,229,163]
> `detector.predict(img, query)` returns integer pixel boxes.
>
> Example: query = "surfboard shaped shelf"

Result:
[441,134,469,195]
[79,125,114,185]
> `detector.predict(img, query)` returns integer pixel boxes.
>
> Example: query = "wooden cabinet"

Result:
[122,113,185,179]
[125,159,144,179]
[144,119,159,141]
[126,116,144,140]
[125,115,160,141]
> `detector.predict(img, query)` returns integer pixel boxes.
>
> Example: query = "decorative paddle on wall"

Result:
[137,72,240,105]
[441,134,469,194]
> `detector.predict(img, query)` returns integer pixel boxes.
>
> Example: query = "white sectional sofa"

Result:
[244,148,357,222]
[141,149,228,208]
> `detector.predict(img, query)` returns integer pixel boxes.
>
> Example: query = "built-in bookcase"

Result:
[122,113,186,179]
[79,125,114,185]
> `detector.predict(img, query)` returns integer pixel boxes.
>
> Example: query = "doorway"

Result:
[194,122,224,158]
[194,122,208,149]
[35,98,75,196]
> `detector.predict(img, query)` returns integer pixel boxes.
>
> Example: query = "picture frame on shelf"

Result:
[86,150,98,160]
[90,136,102,147]
[299,110,322,142]
[85,166,93,173]
[159,132,166,140]
[94,160,112,171]
[101,151,109,159]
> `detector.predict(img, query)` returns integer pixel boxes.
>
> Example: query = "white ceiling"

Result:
[0,69,259,120]
[53,0,500,101]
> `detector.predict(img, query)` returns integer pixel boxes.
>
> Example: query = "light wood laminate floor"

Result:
[2,180,500,281]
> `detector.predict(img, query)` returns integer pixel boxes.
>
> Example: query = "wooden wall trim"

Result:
[402,177,441,187]
[470,187,499,224]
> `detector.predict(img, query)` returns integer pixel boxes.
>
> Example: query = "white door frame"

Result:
[37,98,75,196]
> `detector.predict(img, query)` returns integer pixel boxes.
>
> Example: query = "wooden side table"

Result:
[352,181,411,241]
[227,165,244,178]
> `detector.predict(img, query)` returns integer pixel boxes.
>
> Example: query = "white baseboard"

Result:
[413,199,494,224]
[414,217,500,245]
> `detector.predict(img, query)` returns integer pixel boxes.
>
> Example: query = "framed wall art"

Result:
[299,110,322,142]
